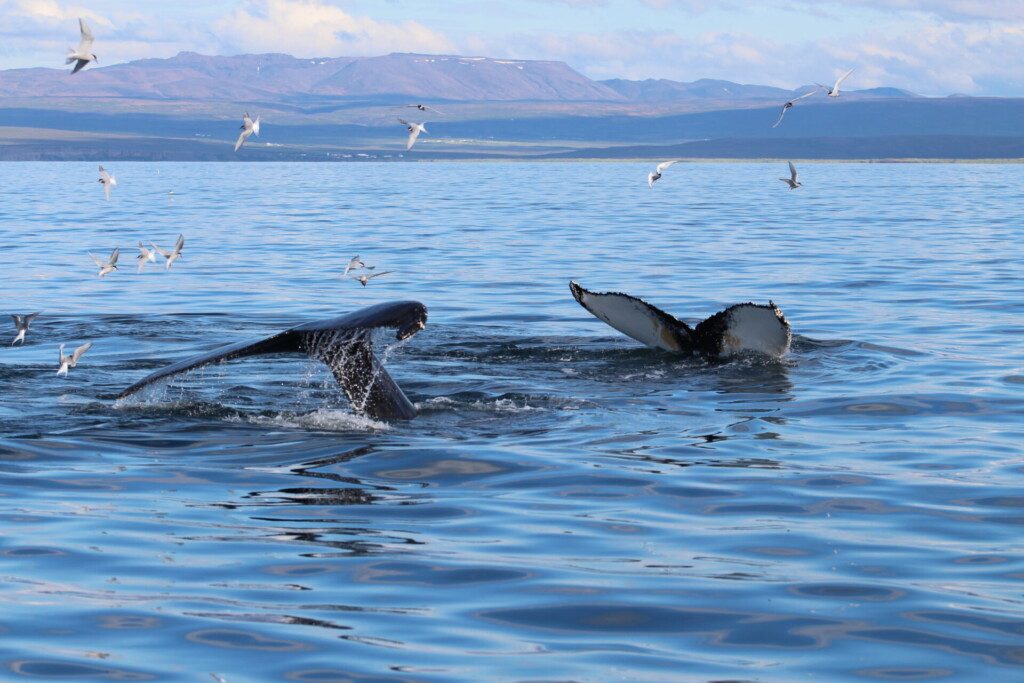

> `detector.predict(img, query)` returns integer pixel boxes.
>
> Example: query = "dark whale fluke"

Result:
[117,301,428,421]
[570,281,790,359]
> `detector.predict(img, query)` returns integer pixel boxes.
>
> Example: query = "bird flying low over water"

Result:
[398,119,427,150]
[648,160,681,188]
[234,112,260,152]
[152,234,185,270]
[57,342,92,377]
[67,18,96,74]
[406,104,444,115]
[772,88,819,128]
[780,161,802,190]
[343,255,375,277]
[136,242,157,272]
[90,248,120,277]
[351,271,393,287]
[819,68,855,97]
[98,165,116,200]
[11,313,40,346]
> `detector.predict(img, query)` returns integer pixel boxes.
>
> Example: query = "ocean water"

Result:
[1,161,1022,682]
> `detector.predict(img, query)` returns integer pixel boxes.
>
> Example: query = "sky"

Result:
[0,0,1022,96]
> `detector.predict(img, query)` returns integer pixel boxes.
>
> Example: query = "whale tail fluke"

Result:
[116,301,427,421]
[569,281,790,359]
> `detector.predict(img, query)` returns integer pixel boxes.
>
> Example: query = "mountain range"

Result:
[0,51,1020,160]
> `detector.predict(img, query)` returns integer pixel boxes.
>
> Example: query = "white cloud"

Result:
[214,0,456,56]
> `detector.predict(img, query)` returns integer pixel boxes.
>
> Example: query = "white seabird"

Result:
[67,18,97,74]
[90,248,120,277]
[648,160,680,188]
[398,119,427,150]
[819,68,855,97]
[406,104,444,115]
[57,341,92,377]
[136,242,157,272]
[11,313,40,346]
[772,88,820,128]
[780,161,802,190]
[343,255,375,277]
[98,165,116,200]
[152,234,184,270]
[351,271,393,287]
[234,112,260,152]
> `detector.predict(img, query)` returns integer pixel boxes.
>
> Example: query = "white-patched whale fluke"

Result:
[234,112,260,152]
[818,68,855,97]
[648,160,680,188]
[67,18,96,74]
[398,118,427,150]
[115,302,428,421]
[152,234,185,270]
[11,313,40,346]
[57,341,92,377]
[569,281,791,359]
[90,247,120,277]
[780,161,802,189]
[772,88,819,128]
[98,165,116,201]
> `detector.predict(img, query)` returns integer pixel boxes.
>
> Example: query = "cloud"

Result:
[214,0,456,57]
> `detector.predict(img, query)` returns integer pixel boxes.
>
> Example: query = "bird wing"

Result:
[103,180,110,200]
[151,243,172,258]
[26,312,40,325]
[788,161,798,181]
[72,341,93,362]
[252,116,260,136]
[71,58,89,74]
[647,172,656,188]
[12,314,23,328]
[78,18,94,52]
[109,247,120,265]
[234,129,249,152]
[241,113,253,130]
[89,252,105,267]
[655,160,680,174]
[833,68,854,91]
[58,344,65,364]
[406,127,421,150]
[427,106,445,115]
[793,88,819,101]
[174,234,185,253]
[368,271,393,280]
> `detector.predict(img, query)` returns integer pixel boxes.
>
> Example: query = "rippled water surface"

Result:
[1,161,1023,681]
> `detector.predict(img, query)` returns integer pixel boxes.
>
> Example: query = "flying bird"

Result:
[398,119,427,150]
[11,313,40,346]
[648,160,680,188]
[152,234,185,270]
[772,88,819,128]
[90,248,120,277]
[351,271,393,287]
[406,104,444,115]
[780,161,802,190]
[234,112,260,152]
[343,255,375,277]
[57,341,92,377]
[98,165,116,200]
[136,242,157,272]
[818,68,855,97]
[67,18,97,74]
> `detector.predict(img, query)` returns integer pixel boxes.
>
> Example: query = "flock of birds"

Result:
[8,17,857,377]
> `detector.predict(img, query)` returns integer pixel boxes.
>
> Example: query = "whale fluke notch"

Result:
[116,301,428,421]
[569,281,790,358]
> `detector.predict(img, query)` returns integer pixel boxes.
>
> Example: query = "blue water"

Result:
[1,161,1023,681]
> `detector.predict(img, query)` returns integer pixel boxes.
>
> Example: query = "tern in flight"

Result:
[406,104,444,115]
[343,255,375,277]
[57,342,92,377]
[98,165,116,200]
[152,234,185,270]
[234,112,260,152]
[136,242,158,272]
[351,271,393,287]
[648,160,680,188]
[11,313,40,346]
[398,119,427,150]
[90,248,120,277]
[772,88,819,128]
[819,68,855,97]
[780,161,802,190]
[67,18,97,74]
